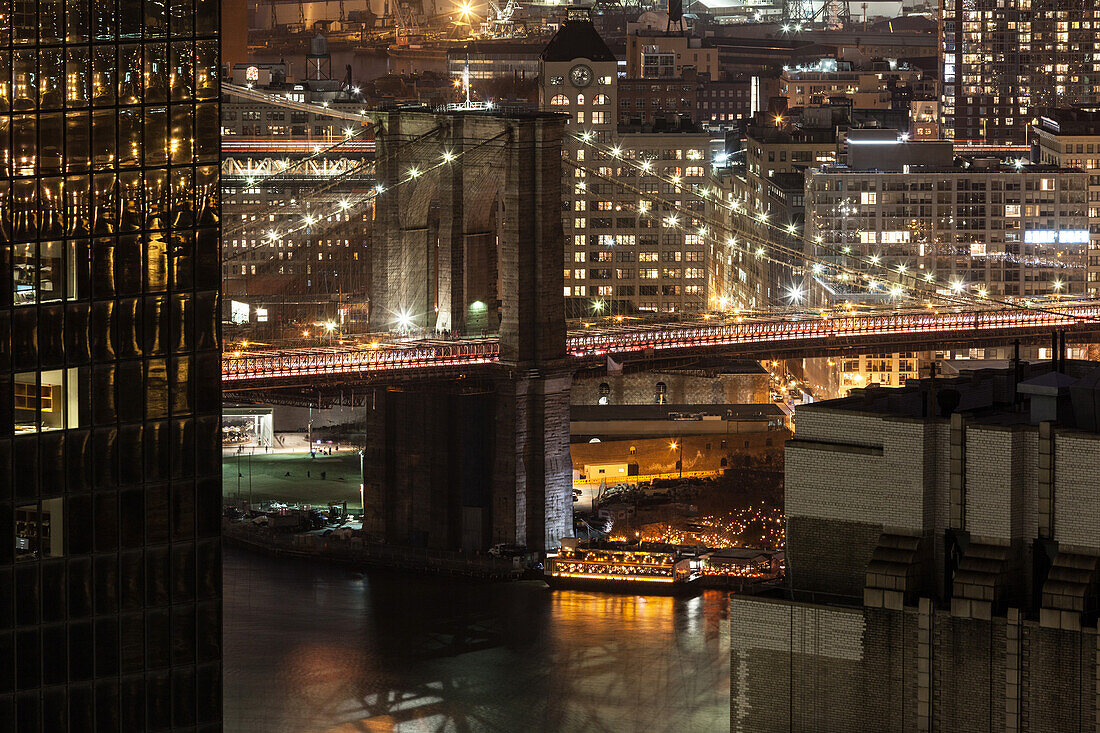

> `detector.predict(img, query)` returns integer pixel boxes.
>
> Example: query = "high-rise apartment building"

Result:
[2,3,222,730]
[940,0,1100,145]
[806,132,1090,298]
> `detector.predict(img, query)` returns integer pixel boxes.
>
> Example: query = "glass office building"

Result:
[1,1,222,730]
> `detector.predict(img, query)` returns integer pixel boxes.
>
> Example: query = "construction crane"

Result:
[482,0,520,37]
[782,0,850,29]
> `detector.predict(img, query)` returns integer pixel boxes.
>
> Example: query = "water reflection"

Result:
[225,548,731,732]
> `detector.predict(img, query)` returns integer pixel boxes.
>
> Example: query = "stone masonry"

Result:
[363,109,573,552]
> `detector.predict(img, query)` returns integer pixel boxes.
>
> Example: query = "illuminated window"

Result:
[655,382,668,404]
[12,241,72,304]
[14,369,78,433]
[550,94,569,106]
[14,498,64,561]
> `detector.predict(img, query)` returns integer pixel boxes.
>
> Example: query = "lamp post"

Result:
[669,439,683,479]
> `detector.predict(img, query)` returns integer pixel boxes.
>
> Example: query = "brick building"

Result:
[731,359,1100,731]
[540,10,715,316]
[617,71,699,129]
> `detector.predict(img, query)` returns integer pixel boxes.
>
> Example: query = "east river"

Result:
[224,547,731,732]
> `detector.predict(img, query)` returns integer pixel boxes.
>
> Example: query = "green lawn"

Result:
[222,451,363,509]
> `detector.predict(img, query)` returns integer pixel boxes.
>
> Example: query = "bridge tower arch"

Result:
[364,109,573,553]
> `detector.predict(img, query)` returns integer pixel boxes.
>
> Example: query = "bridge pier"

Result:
[361,369,572,553]
[492,370,573,552]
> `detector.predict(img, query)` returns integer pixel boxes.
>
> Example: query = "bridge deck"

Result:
[223,304,1100,387]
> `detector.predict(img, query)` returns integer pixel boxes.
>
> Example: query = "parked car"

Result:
[488,543,526,559]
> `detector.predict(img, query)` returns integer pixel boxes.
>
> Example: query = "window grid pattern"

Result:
[0,1,222,730]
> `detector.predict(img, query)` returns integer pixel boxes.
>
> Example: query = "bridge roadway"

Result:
[223,303,1100,389]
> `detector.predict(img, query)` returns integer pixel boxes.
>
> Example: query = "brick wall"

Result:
[1053,432,1100,550]
[786,516,883,599]
[731,598,1098,732]
[965,426,1019,540]
[730,598,915,733]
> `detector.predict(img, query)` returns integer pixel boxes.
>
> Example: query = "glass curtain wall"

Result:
[1,0,222,729]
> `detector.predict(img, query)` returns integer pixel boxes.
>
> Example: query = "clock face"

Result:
[570,64,593,88]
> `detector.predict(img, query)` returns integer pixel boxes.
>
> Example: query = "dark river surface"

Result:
[224,547,731,732]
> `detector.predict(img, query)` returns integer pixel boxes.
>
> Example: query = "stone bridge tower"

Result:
[362,109,573,553]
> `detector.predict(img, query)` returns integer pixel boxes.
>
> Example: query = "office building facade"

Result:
[2,2,222,729]
[806,138,1090,298]
[1032,109,1100,297]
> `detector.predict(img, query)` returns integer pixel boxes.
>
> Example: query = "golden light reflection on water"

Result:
[226,551,731,733]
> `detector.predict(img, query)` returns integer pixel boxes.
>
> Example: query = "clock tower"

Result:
[539,6,618,141]
[540,6,619,316]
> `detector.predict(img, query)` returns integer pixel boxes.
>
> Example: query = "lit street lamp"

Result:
[669,439,683,479]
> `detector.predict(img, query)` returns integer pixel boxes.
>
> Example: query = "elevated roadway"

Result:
[224,303,1100,393]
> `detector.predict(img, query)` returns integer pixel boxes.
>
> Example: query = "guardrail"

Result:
[223,305,1100,383]
[223,341,501,382]
[564,305,1100,356]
